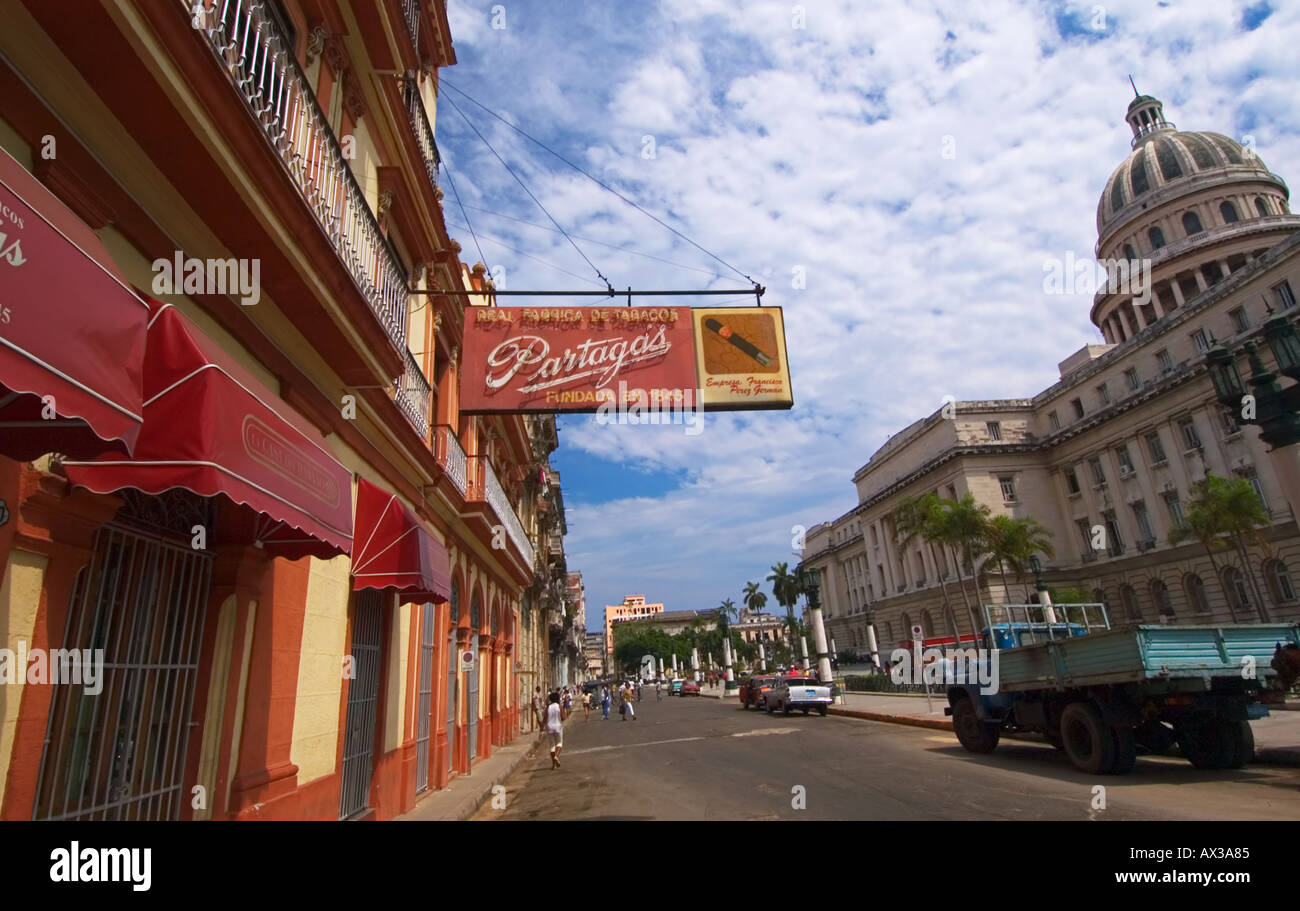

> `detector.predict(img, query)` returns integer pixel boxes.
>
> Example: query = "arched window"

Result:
[1255,196,1270,217]
[471,591,481,629]
[1181,211,1203,235]
[491,603,500,638]
[1219,201,1239,224]
[1148,226,1166,250]
[1221,567,1252,617]
[1264,559,1297,603]
[919,609,934,637]
[1120,584,1142,621]
[1123,243,1137,261]
[1150,579,1176,620]
[1183,574,1210,614]
[900,612,913,641]
[449,578,460,622]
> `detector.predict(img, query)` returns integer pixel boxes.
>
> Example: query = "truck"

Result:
[944,603,1299,775]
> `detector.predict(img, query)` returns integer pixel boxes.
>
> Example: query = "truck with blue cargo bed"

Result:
[944,603,1300,774]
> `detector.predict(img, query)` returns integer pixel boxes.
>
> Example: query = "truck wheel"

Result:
[1045,730,1065,751]
[802,707,810,715]
[1060,702,1115,774]
[818,705,828,717]
[1108,726,1137,775]
[1180,721,1235,770]
[1224,721,1254,769]
[1134,720,1177,756]
[952,698,999,754]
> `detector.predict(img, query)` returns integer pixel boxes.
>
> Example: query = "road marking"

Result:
[732,728,799,737]
[565,736,706,756]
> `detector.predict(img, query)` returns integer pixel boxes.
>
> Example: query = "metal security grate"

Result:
[33,522,212,820]
[467,631,479,762]
[415,602,435,793]
[338,590,383,820]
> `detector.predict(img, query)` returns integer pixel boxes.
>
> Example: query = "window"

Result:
[999,475,1017,502]
[1065,468,1081,496]
[1236,467,1267,511]
[1255,196,1269,217]
[1268,559,1297,603]
[1096,383,1110,406]
[1146,431,1167,464]
[1089,457,1106,487]
[1071,398,1085,420]
[1123,243,1137,261]
[1219,406,1239,437]
[986,421,1002,441]
[1222,567,1253,617]
[1149,226,1166,249]
[1181,211,1203,235]
[1156,349,1173,373]
[1191,328,1209,353]
[1104,512,1124,556]
[1115,444,1135,476]
[1274,280,1297,311]
[1120,584,1142,621]
[1133,501,1155,546]
[1151,580,1176,620]
[1219,201,1239,224]
[1229,307,1250,334]
[1048,410,1060,432]
[1124,367,1140,391]
[1202,262,1224,285]
[1163,492,1185,527]
[1076,518,1093,551]
[1185,574,1211,614]
[1177,416,1201,451]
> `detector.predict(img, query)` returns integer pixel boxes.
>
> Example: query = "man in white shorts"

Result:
[546,691,564,768]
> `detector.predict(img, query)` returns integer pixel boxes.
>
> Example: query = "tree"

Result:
[767,562,803,637]
[717,598,737,634]
[1173,472,1273,622]
[742,580,767,614]
[895,492,963,641]
[985,514,1055,602]
[934,493,992,636]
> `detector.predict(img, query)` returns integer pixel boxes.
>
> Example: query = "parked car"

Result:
[767,676,832,716]
[680,679,701,696]
[738,675,777,710]
[670,679,684,695]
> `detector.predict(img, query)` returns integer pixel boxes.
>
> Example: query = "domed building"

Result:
[803,93,1300,660]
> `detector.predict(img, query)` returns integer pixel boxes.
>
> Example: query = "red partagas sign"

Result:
[460,306,697,413]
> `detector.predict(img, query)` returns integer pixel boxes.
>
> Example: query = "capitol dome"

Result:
[1095,94,1285,244]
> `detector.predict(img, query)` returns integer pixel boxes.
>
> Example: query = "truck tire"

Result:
[952,698,999,754]
[1225,721,1254,769]
[1060,702,1115,774]
[1180,721,1236,769]
[802,706,810,715]
[818,705,828,717]
[1134,720,1177,756]
[1108,725,1137,775]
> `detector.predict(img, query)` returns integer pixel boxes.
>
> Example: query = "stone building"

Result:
[803,94,1300,658]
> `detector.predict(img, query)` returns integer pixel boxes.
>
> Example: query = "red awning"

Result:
[0,146,147,459]
[351,478,450,603]
[64,300,352,559]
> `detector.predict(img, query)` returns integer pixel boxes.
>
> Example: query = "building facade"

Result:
[0,0,570,820]
[603,594,664,655]
[733,608,790,644]
[803,94,1300,658]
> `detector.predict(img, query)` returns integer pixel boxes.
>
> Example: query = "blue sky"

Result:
[438,0,1300,632]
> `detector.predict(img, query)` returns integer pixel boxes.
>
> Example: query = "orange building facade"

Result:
[0,0,565,820]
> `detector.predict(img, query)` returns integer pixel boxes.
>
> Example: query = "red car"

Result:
[680,680,701,696]
[738,675,776,710]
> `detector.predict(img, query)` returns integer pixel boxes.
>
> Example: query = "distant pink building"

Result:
[604,595,665,654]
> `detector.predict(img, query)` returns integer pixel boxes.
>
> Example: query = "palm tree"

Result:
[742,580,767,615]
[895,492,963,642]
[935,494,993,636]
[1176,473,1273,621]
[986,515,1056,603]
[767,562,802,637]
[717,598,737,634]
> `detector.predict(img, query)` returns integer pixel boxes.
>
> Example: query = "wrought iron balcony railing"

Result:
[401,75,441,192]
[484,460,534,568]
[400,0,420,51]
[198,0,409,354]
[435,424,467,495]
[395,349,431,438]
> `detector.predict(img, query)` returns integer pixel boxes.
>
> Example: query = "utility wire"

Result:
[441,91,614,292]
[458,203,728,280]
[441,78,761,289]
[445,221,609,288]
[438,152,487,270]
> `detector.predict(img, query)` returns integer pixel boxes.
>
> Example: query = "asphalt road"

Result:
[473,694,1300,821]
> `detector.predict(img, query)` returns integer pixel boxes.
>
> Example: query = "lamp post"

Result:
[799,565,836,697]
[1027,554,1056,625]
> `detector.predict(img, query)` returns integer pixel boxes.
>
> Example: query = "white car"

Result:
[766,677,832,716]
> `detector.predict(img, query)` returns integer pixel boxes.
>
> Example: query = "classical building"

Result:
[603,594,664,654]
[639,608,717,636]
[733,608,789,644]
[802,93,1300,658]
[0,0,567,820]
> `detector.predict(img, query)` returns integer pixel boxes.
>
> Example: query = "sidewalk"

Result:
[826,690,1300,765]
[397,712,577,822]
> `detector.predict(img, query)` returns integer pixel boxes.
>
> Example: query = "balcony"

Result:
[198,0,409,355]
[466,455,534,567]
[395,349,431,438]
[399,0,421,50]
[401,75,441,192]
[435,424,467,495]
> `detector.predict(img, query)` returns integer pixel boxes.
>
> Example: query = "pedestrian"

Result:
[563,687,573,717]
[622,681,637,721]
[545,692,564,769]
[601,685,611,720]
[582,688,591,721]
[656,679,663,701]
[531,686,543,730]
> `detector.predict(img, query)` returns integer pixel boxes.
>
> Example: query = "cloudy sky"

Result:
[436,0,1299,632]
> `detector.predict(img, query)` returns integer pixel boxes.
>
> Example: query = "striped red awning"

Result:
[351,478,450,603]
[0,146,146,459]
[64,299,352,559]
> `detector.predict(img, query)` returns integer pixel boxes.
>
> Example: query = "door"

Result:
[338,589,383,820]
[415,602,435,794]
[467,631,479,761]
[446,623,457,773]
[33,496,213,821]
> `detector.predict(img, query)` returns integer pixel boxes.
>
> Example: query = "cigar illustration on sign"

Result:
[703,318,773,367]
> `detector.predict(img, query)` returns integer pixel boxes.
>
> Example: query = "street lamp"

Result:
[1027,554,1056,626]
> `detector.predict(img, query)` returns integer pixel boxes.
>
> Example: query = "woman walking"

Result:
[546,691,564,769]
[601,685,611,720]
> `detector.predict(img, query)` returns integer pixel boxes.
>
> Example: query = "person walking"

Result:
[582,688,591,721]
[545,692,564,769]
[655,679,663,701]
[622,681,637,721]
[601,685,611,720]
[530,686,543,731]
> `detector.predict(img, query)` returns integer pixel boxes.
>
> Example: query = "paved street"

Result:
[474,695,1300,821]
